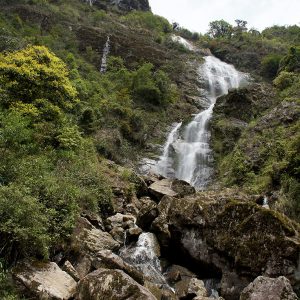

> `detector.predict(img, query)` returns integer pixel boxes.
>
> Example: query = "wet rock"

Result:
[151,196,174,248]
[62,260,80,281]
[240,276,298,300]
[127,226,143,242]
[136,197,159,229]
[144,281,177,300]
[13,260,77,300]
[92,250,144,284]
[76,269,156,300]
[119,232,164,285]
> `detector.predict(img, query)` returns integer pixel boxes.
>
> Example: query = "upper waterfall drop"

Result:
[155,55,247,190]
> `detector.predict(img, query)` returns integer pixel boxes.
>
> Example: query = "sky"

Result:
[149,0,300,34]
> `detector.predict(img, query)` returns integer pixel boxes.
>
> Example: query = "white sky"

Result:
[149,0,300,33]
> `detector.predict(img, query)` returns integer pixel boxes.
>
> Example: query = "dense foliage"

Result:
[0,0,182,283]
[212,43,300,221]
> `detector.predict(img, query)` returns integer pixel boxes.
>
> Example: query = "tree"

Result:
[208,20,233,38]
[0,46,78,111]
[235,19,248,32]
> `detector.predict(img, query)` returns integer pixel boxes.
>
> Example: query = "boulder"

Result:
[109,226,125,244]
[240,276,298,300]
[175,278,208,299]
[165,264,196,284]
[136,197,159,229]
[76,269,156,300]
[71,217,120,255]
[149,179,178,201]
[171,179,196,197]
[105,213,136,231]
[13,260,77,300]
[127,226,143,242]
[73,255,93,279]
[152,190,300,299]
[149,178,195,202]
[62,260,80,281]
[220,271,250,300]
[70,217,120,278]
[92,250,145,284]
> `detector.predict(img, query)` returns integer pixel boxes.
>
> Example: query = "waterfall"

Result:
[85,0,95,6]
[100,36,110,73]
[171,34,196,51]
[119,233,168,285]
[155,122,182,177]
[156,56,247,190]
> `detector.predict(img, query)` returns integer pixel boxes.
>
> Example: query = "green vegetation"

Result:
[0,0,186,282]
[204,20,299,77]
[211,42,300,221]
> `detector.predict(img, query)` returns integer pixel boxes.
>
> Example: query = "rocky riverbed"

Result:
[12,170,300,300]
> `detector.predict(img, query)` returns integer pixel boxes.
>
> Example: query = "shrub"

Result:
[132,63,175,107]
[279,46,300,72]
[273,71,297,90]
[261,53,283,78]
[121,11,172,34]
[0,46,78,110]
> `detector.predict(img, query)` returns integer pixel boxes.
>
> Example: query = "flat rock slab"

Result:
[149,179,178,201]
[13,260,77,300]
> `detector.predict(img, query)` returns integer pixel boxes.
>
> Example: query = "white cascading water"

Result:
[119,233,168,285]
[100,35,110,73]
[156,55,246,189]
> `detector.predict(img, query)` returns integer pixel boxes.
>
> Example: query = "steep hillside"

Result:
[0,0,203,162]
[210,38,300,222]
[0,2,299,300]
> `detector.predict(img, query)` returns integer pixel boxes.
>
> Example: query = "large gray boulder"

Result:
[71,217,120,255]
[70,217,120,278]
[149,178,195,202]
[13,260,77,300]
[76,268,156,299]
[240,276,298,300]
[92,250,145,284]
[152,190,300,299]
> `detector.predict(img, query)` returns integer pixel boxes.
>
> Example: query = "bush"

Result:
[261,53,283,78]
[279,46,300,72]
[121,11,172,34]
[0,46,78,110]
[273,71,297,90]
[132,63,176,107]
